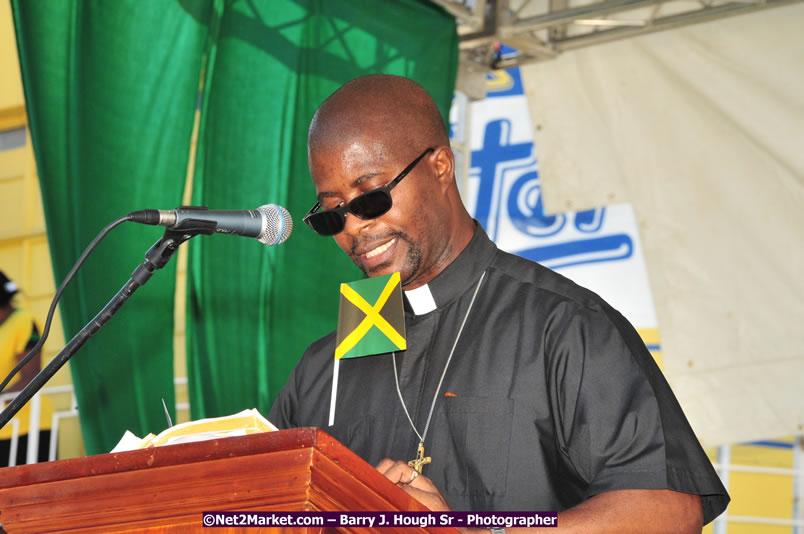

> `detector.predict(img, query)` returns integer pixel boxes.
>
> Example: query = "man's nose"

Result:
[342,212,374,237]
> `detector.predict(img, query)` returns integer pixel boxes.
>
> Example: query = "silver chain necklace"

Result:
[392,270,486,473]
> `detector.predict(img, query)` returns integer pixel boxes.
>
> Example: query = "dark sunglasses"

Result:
[303,148,434,236]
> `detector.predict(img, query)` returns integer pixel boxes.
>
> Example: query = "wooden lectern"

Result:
[0,428,458,533]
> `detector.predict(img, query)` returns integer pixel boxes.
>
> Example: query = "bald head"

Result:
[308,75,449,155]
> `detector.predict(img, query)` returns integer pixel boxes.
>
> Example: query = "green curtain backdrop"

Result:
[12,1,210,454]
[187,0,459,419]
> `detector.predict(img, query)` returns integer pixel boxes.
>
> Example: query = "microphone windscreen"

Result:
[257,203,293,245]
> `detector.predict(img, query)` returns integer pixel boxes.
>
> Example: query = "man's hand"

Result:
[375,458,452,512]
[375,459,490,534]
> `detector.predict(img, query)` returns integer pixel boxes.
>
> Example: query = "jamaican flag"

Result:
[335,272,406,359]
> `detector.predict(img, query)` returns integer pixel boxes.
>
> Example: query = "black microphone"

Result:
[129,204,293,245]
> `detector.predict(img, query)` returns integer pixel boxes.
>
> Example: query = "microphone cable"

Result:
[0,214,133,393]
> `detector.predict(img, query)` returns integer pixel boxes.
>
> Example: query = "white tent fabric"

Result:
[521,4,804,446]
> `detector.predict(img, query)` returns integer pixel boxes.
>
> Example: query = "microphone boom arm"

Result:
[0,221,214,430]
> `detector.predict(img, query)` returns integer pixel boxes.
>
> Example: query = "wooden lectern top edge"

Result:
[0,427,337,489]
[0,427,459,533]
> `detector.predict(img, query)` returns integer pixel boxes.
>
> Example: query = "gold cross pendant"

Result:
[407,441,432,474]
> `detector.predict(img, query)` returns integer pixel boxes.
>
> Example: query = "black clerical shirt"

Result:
[269,225,729,523]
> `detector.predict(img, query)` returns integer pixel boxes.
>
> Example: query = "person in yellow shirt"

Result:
[0,271,52,466]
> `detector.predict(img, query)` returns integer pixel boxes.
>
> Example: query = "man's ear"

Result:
[432,146,455,193]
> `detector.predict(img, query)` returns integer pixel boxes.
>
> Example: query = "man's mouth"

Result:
[364,237,397,259]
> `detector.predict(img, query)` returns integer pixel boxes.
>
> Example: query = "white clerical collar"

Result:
[404,283,438,315]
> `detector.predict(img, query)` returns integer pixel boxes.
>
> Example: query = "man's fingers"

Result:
[376,459,440,493]
[375,458,397,475]
[376,458,418,485]
[374,458,452,512]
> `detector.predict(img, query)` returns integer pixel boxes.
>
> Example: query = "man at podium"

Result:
[268,75,728,533]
